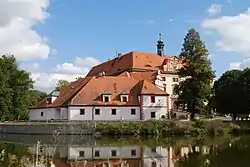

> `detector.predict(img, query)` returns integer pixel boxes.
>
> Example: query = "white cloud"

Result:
[0,0,52,61]
[227,0,232,4]
[201,8,250,55]
[20,62,40,73]
[32,56,101,92]
[207,4,223,17]
[229,58,250,70]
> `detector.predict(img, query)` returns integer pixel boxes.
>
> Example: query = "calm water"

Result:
[0,134,249,167]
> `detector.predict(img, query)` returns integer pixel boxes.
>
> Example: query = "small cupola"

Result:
[157,33,165,57]
[102,91,111,102]
[46,90,60,104]
[120,90,129,102]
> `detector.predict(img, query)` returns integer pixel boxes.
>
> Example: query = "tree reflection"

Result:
[177,137,250,167]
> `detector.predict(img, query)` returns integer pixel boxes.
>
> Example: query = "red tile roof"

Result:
[30,77,94,109]
[86,51,173,77]
[32,75,168,109]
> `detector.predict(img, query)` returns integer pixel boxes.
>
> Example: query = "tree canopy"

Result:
[214,68,250,116]
[55,79,70,91]
[174,28,215,119]
[0,55,47,121]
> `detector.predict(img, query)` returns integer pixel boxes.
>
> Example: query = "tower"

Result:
[157,33,165,56]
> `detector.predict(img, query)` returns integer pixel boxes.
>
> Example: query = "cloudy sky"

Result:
[1,0,250,92]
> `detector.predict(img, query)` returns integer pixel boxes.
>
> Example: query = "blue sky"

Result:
[1,0,250,91]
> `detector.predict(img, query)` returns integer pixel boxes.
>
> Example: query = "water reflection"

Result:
[0,134,248,167]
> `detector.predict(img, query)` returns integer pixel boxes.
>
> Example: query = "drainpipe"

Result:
[92,107,95,121]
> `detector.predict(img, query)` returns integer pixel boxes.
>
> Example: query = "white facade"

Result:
[29,108,60,121]
[141,95,168,120]
[68,106,140,121]
[30,94,169,121]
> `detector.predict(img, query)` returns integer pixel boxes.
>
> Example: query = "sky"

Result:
[1,0,250,92]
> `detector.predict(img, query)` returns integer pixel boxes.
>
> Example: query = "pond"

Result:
[0,134,249,167]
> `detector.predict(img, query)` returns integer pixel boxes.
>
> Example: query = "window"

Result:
[151,161,157,167]
[131,109,136,115]
[79,151,85,157]
[151,96,155,103]
[80,109,85,115]
[131,149,136,156]
[162,77,166,81]
[111,150,117,156]
[41,112,43,117]
[122,96,128,102]
[46,97,52,104]
[151,148,156,153]
[94,150,100,157]
[173,78,179,82]
[95,109,100,115]
[104,96,109,102]
[151,112,156,118]
[111,109,116,115]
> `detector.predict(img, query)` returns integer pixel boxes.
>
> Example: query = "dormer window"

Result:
[46,97,52,104]
[102,91,111,102]
[120,91,129,102]
[122,96,128,102]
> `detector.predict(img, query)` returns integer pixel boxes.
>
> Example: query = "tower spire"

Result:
[157,33,165,56]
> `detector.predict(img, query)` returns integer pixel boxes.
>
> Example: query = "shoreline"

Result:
[0,120,247,136]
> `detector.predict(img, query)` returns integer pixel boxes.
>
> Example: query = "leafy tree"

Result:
[0,55,33,121]
[175,29,215,119]
[27,90,47,107]
[55,79,70,91]
[213,70,243,118]
[239,68,250,115]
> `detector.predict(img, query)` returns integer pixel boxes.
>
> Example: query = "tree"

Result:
[213,70,243,119]
[174,29,215,119]
[27,90,47,107]
[0,55,33,121]
[55,79,70,91]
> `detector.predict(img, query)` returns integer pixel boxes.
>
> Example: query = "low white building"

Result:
[29,75,169,121]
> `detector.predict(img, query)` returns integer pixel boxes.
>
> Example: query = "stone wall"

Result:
[0,123,95,135]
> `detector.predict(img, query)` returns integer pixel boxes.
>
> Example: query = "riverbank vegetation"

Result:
[94,120,239,137]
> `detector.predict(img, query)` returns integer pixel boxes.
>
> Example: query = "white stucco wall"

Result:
[60,108,68,120]
[29,108,61,121]
[142,95,168,120]
[68,106,140,121]
[68,146,141,160]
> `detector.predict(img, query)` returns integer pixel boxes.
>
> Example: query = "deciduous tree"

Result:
[55,79,70,91]
[0,55,33,121]
[213,70,243,119]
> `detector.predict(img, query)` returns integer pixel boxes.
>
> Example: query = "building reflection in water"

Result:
[28,143,211,167]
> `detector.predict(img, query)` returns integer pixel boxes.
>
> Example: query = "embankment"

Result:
[0,123,94,135]
[0,120,243,136]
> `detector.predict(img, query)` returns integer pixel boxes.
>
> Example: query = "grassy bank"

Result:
[0,119,246,137]
[94,120,240,137]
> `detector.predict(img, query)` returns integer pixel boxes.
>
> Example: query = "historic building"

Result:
[29,34,182,121]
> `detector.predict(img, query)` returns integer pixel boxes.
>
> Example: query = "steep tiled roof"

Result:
[31,75,169,109]
[140,80,167,95]
[30,77,93,108]
[70,76,140,106]
[86,51,173,77]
